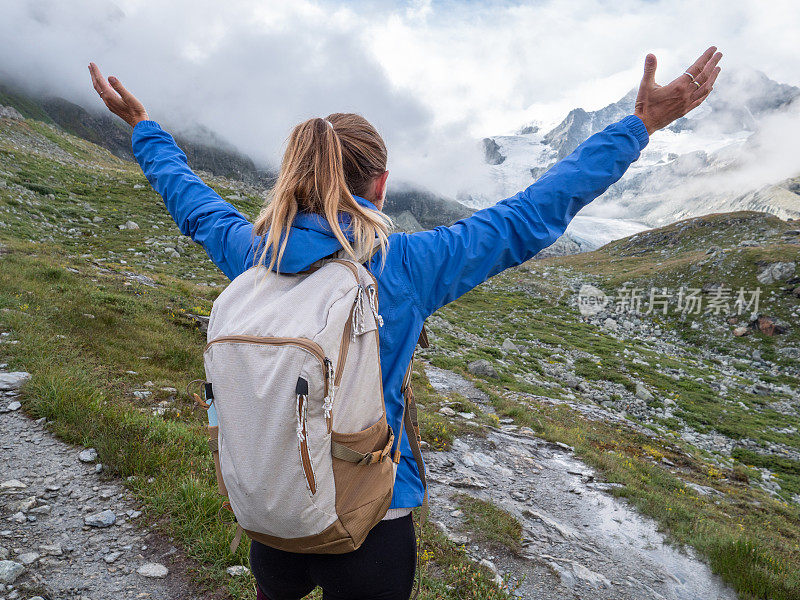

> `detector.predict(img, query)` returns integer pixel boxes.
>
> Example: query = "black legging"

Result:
[251,514,416,600]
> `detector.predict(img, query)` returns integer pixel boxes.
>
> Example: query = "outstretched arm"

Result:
[88,63,255,280]
[400,47,722,318]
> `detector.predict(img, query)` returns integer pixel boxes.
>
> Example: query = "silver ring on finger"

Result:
[683,71,696,81]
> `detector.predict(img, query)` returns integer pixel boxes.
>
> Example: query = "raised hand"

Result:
[88,62,149,128]
[634,46,722,135]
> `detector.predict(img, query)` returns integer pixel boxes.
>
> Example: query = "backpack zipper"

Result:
[295,377,316,495]
[205,335,327,366]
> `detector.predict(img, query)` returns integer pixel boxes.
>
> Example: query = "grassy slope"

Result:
[415,212,800,599]
[0,117,510,599]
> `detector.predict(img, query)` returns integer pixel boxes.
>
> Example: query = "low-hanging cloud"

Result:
[1,0,798,201]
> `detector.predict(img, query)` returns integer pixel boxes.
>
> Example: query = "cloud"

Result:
[0,0,798,200]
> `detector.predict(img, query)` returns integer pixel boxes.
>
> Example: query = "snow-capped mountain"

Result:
[465,68,800,254]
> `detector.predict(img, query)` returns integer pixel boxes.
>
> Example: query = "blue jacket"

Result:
[131,115,649,509]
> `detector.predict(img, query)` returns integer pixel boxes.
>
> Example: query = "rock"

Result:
[550,559,611,589]
[104,551,122,563]
[133,184,145,189]
[0,372,31,391]
[84,509,116,528]
[186,313,209,333]
[732,326,750,337]
[752,349,763,362]
[12,496,36,512]
[635,382,654,402]
[467,359,499,379]
[78,448,98,463]
[7,400,21,411]
[438,406,456,417]
[501,338,519,353]
[16,551,39,565]
[137,562,168,578]
[39,544,62,556]
[226,565,251,577]
[120,220,140,230]
[756,261,796,285]
[482,138,506,165]
[603,317,619,331]
[0,479,27,490]
[577,284,608,316]
[778,347,800,359]
[756,316,787,336]
[0,560,24,583]
[0,105,24,120]
[449,477,488,490]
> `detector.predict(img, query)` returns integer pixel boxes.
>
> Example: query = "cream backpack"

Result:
[196,257,427,555]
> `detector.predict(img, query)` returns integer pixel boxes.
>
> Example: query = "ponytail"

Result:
[253,113,391,272]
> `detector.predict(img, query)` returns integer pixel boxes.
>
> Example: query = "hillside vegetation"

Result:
[1,112,799,599]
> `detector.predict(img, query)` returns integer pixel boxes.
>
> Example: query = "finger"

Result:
[108,76,137,105]
[641,53,657,86]
[695,51,722,84]
[637,53,657,104]
[684,46,717,79]
[690,66,721,102]
[88,62,118,101]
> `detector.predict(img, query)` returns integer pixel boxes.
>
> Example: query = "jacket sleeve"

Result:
[131,120,255,280]
[398,115,650,317]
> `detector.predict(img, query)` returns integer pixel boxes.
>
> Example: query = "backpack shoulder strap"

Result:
[395,325,429,519]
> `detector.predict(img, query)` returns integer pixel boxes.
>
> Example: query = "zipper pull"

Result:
[367,284,384,327]
[352,285,365,341]
[295,377,308,442]
[322,359,335,428]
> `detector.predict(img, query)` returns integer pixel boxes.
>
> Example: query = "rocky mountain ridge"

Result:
[469,68,800,253]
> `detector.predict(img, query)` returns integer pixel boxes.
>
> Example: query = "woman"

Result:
[89,46,720,600]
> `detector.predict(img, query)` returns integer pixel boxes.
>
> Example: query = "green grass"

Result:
[454,494,523,553]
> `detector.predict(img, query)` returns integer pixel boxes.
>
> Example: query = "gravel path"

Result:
[0,369,200,600]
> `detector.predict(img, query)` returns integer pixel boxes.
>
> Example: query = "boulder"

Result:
[0,371,31,391]
[757,262,796,285]
[635,382,654,402]
[78,448,98,463]
[0,106,24,120]
[756,316,788,336]
[0,560,24,583]
[84,509,116,528]
[501,338,519,353]
[467,359,499,379]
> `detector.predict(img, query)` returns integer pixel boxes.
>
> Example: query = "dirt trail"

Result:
[0,368,200,600]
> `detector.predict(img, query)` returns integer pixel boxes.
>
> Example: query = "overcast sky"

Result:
[1,0,798,196]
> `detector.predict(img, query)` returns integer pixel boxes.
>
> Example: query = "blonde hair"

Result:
[253,113,391,272]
